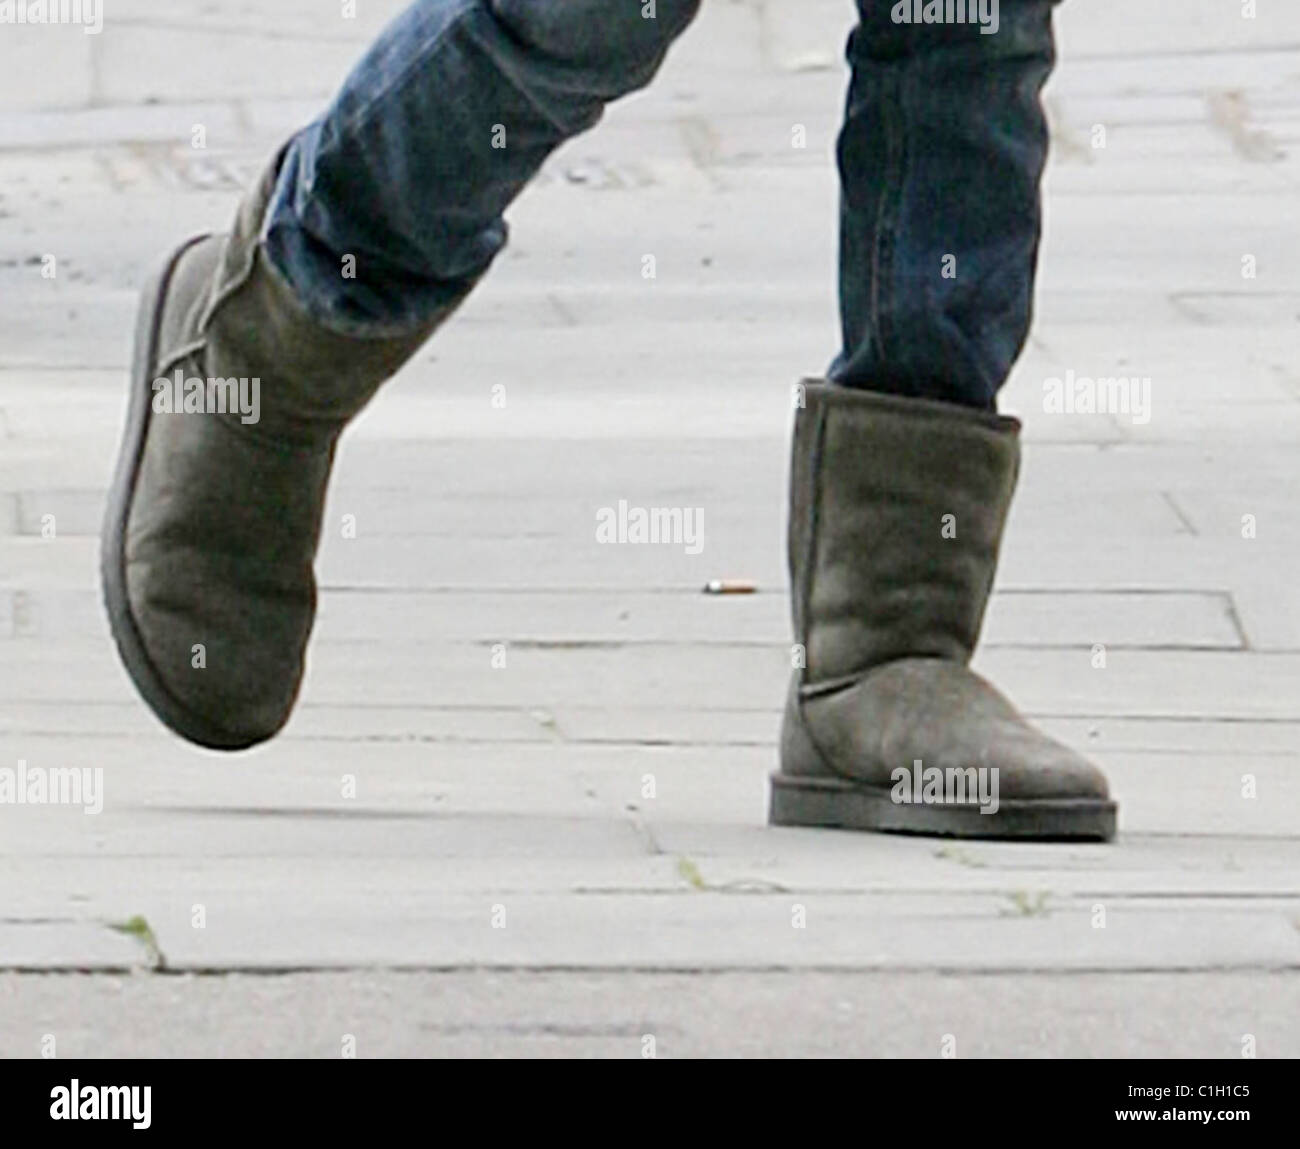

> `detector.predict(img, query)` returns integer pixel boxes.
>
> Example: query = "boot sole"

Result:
[100,238,266,752]
[769,772,1117,841]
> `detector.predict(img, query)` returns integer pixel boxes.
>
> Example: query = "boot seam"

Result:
[799,670,868,700]
[796,394,828,691]
[155,336,208,381]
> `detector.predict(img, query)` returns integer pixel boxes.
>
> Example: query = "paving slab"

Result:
[0,969,1294,1059]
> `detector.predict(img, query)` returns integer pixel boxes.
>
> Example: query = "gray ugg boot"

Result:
[769,382,1116,840]
[101,155,465,750]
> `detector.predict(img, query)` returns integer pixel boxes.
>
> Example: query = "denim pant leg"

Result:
[830,0,1061,409]
[263,0,701,337]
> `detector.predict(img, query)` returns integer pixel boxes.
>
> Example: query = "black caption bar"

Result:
[0,1058,1291,1137]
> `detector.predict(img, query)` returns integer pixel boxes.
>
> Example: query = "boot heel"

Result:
[770,677,858,827]
[777,678,830,777]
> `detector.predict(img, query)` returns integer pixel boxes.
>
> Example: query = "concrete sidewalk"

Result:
[1,0,1298,1057]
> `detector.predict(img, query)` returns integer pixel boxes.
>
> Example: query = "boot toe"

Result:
[806,658,1111,802]
[123,549,308,750]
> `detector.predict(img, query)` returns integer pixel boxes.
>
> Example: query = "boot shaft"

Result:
[156,151,465,447]
[789,382,1021,687]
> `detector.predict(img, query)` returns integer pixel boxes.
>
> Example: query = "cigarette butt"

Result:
[703,579,757,595]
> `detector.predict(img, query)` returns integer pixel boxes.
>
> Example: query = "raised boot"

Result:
[101,154,466,750]
[770,382,1117,840]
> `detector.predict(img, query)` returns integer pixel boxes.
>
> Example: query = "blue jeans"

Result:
[265,0,1059,409]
